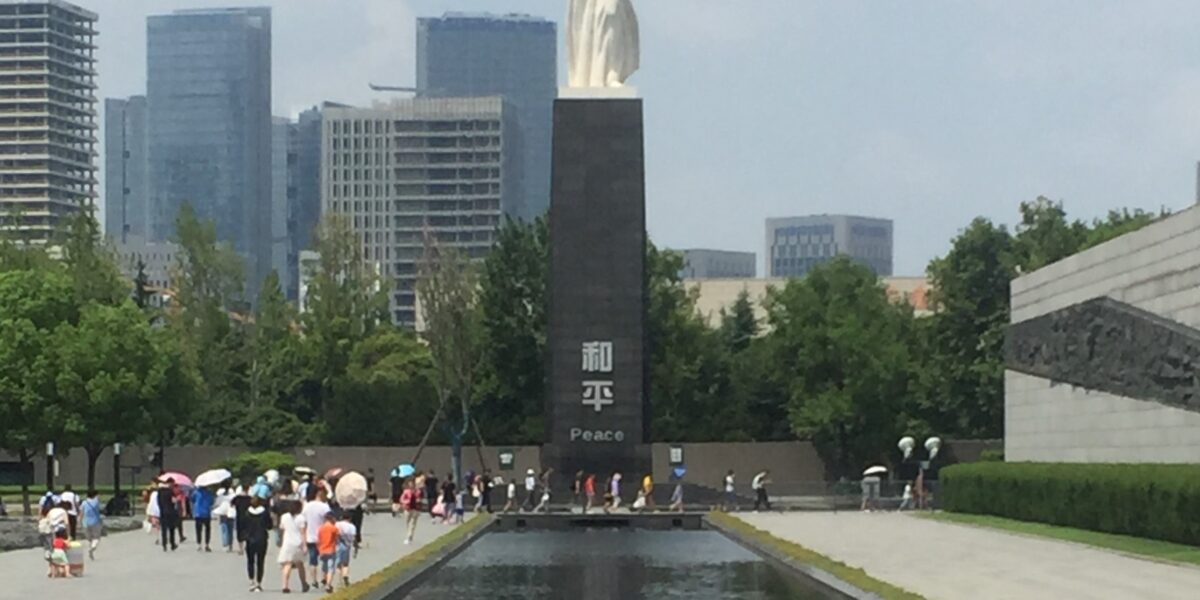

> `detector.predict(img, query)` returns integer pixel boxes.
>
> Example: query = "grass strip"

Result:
[326,515,492,600]
[708,512,925,600]
[921,511,1200,567]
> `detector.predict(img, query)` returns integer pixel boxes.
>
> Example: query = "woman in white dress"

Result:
[146,488,161,544]
[277,502,309,593]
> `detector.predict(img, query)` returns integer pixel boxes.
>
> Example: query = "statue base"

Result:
[559,85,640,99]
[545,97,651,490]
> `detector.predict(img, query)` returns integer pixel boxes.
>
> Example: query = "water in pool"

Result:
[406,529,836,599]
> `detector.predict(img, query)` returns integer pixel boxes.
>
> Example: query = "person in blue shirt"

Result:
[190,485,215,552]
[80,489,104,560]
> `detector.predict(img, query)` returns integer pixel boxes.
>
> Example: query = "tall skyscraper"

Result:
[417,12,555,219]
[146,7,272,296]
[766,214,894,278]
[270,116,290,296]
[104,96,147,243]
[320,97,522,326]
[0,0,97,242]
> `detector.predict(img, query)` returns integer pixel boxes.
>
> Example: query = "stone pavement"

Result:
[2,511,474,598]
[738,512,1200,600]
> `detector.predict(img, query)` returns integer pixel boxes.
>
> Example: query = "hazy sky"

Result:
[91,0,1200,275]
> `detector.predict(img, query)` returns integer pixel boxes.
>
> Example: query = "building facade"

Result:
[113,235,179,308]
[687,276,931,328]
[678,249,756,279]
[0,0,97,242]
[1006,205,1200,463]
[146,7,272,297]
[320,97,520,326]
[103,96,147,243]
[417,12,555,219]
[766,214,893,278]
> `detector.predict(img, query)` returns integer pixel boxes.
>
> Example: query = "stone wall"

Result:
[1006,204,1200,463]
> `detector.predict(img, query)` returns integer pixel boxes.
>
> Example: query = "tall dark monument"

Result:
[544,98,651,481]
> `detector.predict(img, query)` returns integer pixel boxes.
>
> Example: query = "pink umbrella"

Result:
[157,471,193,488]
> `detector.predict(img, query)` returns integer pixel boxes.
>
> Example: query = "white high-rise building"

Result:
[0,0,97,242]
[320,97,521,327]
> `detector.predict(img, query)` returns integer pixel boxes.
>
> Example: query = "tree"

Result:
[719,289,758,353]
[327,330,438,446]
[1012,197,1087,272]
[54,303,191,487]
[416,236,483,485]
[768,257,916,477]
[476,217,549,445]
[921,218,1016,438]
[646,244,745,442]
[169,204,248,443]
[301,214,389,424]
[59,210,127,307]
[0,269,76,514]
[133,260,153,311]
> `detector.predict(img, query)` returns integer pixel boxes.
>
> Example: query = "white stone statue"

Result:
[567,0,640,88]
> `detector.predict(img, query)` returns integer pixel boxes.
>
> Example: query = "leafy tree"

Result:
[54,303,192,487]
[59,210,127,307]
[647,245,744,442]
[1081,208,1166,250]
[476,217,548,445]
[416,237,483,485]
[719,289,758,353]
[921,218,1016,438]
[0,269,75,513]
[768,257,915,477]
[1012,197,1088,272]
[301,214,389,423]
[327,330,437,446]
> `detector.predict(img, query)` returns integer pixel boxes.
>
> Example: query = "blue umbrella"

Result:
[391,464,416,479]
[672,466,687,480]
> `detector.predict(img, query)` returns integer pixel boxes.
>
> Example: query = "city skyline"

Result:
[89,0,1200,276]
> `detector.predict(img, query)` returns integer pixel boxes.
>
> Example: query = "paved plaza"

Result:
[1,512,471,598]
[739,512,1200,600]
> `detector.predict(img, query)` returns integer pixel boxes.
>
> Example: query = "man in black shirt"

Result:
[156,479,179,551]
[423,471,439,515]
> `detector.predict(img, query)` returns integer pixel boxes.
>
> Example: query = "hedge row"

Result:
[941,462,1200,545]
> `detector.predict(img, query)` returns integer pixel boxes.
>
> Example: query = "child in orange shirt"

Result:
[316,513,339,592]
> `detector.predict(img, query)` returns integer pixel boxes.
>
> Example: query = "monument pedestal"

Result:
[544,98,651,484]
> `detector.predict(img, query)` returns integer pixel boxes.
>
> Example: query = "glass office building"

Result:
[766,214,894,278]
[417,12,555,220]
[146,7,272,296]
[104,95,147,243]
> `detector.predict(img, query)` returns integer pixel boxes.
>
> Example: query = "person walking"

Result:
[277,501,309,594]
[572,471,584,512]
[317,513,339,593]
[723,470,737,512]
[191,484,215,552]
[752,470,772,512]
[584,473,596,514]
[669,480,684,513]
[335,512,357,588]
[214,482,236,553]
[300,489,331,585]
[59,485,79,539]
[232,484,252,555]
[401,479,421,545]
[609,472,623,512]
[481,470,494,513]
[423,471,439,516]
[157,479,179,551]
[80,489,103,560]
[439,475,456,524]
[522,469,537,512]
[172,482,189,543]
[503,478,517,513]
[243,496,273,593]
[348,503,365,556]
[898,483,914,511]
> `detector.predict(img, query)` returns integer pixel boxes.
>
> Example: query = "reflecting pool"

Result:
[406,529,837,599]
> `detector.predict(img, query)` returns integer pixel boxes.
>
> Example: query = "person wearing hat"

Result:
[522,469,537,512]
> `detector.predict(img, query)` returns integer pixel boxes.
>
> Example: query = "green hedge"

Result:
[942,462,1200,545]
[216,450,296,483]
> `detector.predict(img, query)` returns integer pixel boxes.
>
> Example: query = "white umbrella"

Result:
[863,465,888,477]
[264,469,281,487]
[335,471,369,509]
[195,468,232,488]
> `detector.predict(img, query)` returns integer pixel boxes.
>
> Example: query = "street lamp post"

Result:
[113,443,122,497]
[45,442,55,491]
